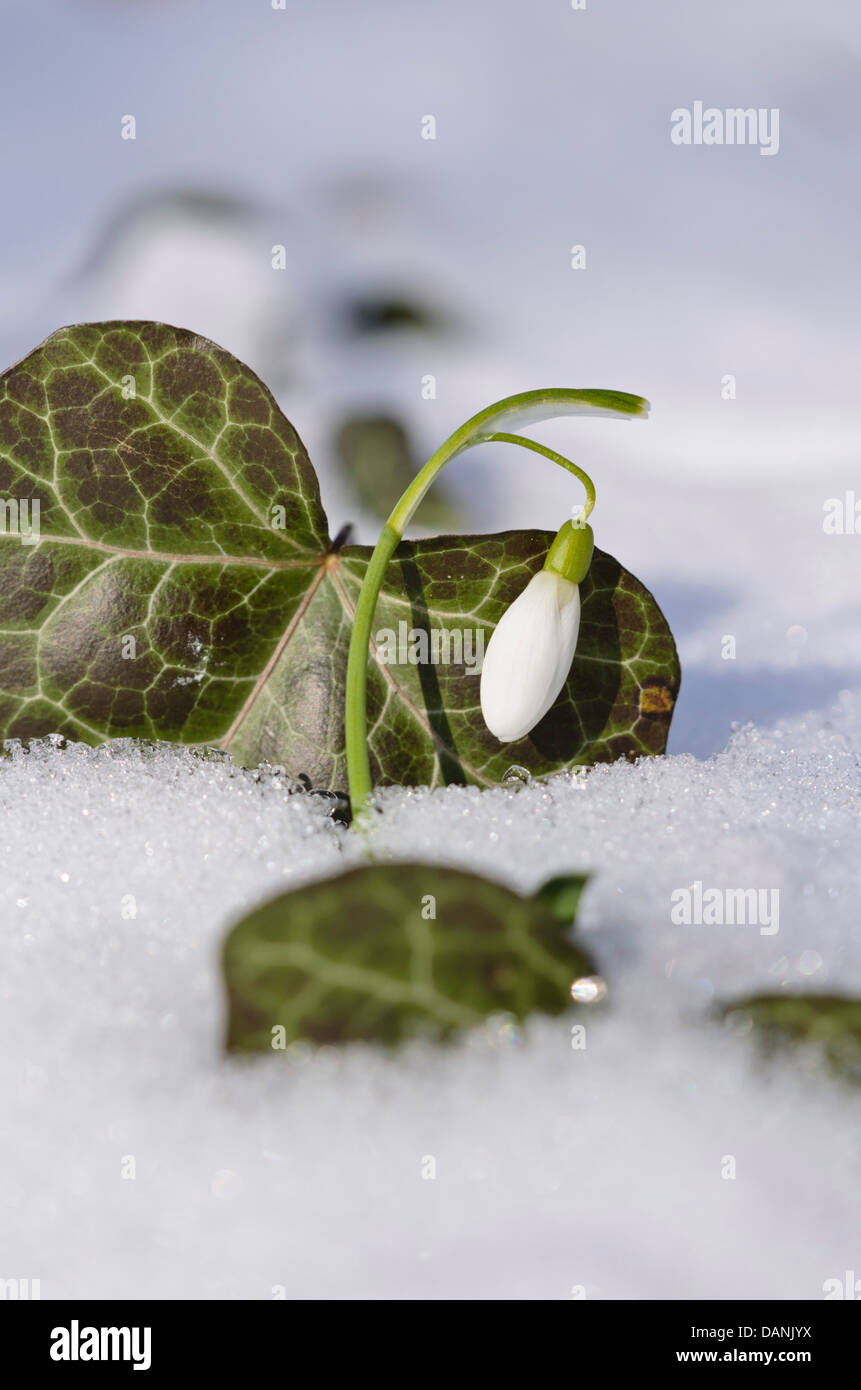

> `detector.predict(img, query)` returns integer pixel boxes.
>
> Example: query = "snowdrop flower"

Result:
[480,520,593,742]
[345,386,646,815]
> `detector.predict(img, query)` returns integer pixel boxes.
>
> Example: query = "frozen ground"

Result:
[1,693,860,1300]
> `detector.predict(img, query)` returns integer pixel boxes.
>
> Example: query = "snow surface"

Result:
[2,695,860,1300]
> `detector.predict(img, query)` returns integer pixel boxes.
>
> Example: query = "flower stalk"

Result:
[344,388,648,820]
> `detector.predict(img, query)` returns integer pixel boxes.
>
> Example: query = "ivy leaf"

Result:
[721,993,861,1084]
[0,321,679,788]
[222,863,594,1049]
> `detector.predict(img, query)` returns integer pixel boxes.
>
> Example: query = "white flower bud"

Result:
[479,569,581,742]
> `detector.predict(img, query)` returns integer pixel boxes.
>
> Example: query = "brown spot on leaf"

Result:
[639,681,676,716]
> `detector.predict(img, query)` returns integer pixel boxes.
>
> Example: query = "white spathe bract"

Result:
[479,569,581,742]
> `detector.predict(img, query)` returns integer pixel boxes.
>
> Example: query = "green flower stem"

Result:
[344,388,648,819]
[345,437,470,817]
[345,441,595,819]
[344,516,401,810]
[488,432,596,521]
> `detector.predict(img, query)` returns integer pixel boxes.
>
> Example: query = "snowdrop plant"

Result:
[345,388,650,817]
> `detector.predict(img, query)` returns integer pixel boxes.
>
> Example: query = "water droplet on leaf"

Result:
[502,765,531,788]
[570,975,607,1004]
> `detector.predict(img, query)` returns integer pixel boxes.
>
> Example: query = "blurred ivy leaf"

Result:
[333,413,463,528]
[341,293,447,337]
[0,321,679,789]
[223,862,593,1049]
[722,993,861,1083]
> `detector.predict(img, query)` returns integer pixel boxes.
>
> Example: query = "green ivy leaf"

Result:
[0,321,679,788]
[721,993,861,1083]
[222,862,594,1049]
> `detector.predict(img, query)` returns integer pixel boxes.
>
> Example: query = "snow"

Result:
[2,695,860,1299]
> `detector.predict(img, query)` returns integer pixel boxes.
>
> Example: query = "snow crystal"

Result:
[2,694,860,1299]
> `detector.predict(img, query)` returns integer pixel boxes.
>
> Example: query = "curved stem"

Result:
[345,436,595,818]
[343,518,401,810]
[343,387,647,819]
[344,436,466,816]
[488,432,596,520]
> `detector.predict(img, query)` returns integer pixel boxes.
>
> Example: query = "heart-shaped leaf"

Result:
[222,863,594,1049]
[0,321,679,788]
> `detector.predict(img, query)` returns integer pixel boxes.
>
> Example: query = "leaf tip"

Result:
[533,873,589,923]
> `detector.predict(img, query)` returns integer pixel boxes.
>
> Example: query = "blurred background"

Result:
[2,0,859,755]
